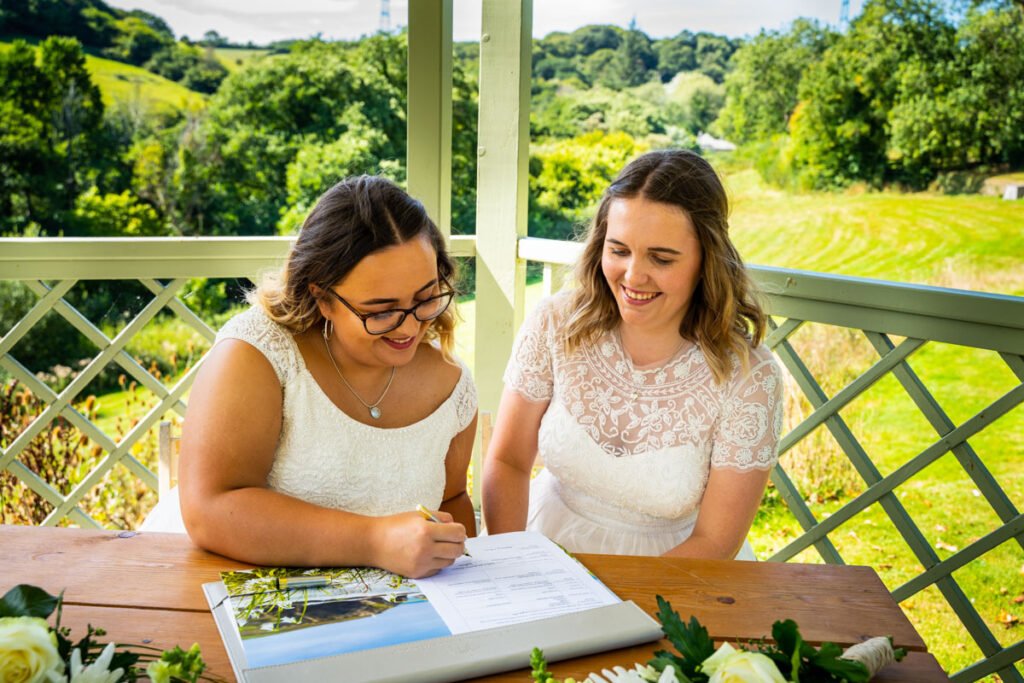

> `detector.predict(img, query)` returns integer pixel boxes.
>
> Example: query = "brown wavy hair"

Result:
[251,175,458,358]
[563,149,766,384]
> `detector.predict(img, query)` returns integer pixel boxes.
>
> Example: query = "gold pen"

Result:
[416,504,472,557]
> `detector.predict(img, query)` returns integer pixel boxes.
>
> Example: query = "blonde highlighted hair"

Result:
[563,149,766,384]
[250,175,458,358]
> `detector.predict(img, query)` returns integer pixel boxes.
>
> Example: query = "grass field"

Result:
[211,47,273,72]
[0,40,206,115]
[85,53,206,114]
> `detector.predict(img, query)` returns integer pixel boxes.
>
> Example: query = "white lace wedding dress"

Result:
[141,307,478,533]
[504,293,783,559]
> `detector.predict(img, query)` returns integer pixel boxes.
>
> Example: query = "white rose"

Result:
[0,616,66,683]
[701,642,786,683]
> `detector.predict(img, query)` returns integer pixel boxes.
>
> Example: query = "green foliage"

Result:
[715,19,836,144]
[103,13,172,65]
[0,584,60,619]
[175,36,407,236]
[650,596,714,680]
[278,105,397,234]
[529,130,646,240]
[784,0,1024,189]
[667,72,725,134]
[146,43,228,94]
[0,37,107,236]
[70,186,164,235]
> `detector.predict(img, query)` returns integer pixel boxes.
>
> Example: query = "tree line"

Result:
[1,0,1021,383]
[716,0,1024,189]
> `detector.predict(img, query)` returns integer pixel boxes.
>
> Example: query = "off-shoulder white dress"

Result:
[141,306,478,533]
[504,292,783,559]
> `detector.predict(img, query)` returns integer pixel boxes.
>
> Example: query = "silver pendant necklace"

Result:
[323,333,396,420]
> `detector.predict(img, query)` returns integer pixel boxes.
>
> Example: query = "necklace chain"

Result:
[323,335,396,420]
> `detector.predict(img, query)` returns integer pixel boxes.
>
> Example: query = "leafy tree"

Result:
[887,4,1024,176]
[789,0,957,188]
[69,187,163,236]
[610,22,657,88]
[278,105,395,233]
[653,31,697,82]
[715,19,836,144]
[669,72,725,134]
[571,25,622,56]
[693,33,737,84]
[0,37,106,235]
[173,35,408,235]
[529,130,647,240]
[580,47,619,88]
[104,14,172,65]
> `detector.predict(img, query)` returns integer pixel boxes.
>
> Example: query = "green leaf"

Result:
[649,655,699,683]
[530,647,557,683]
[809,641,870,682]
[0,584,59,619]
[650,596,714,681]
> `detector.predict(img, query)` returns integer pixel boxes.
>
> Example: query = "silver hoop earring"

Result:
[323,318,334,342]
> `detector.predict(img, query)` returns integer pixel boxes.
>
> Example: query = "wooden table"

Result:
[1,525,949,682]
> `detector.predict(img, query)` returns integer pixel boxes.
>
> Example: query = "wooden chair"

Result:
[157,420,181,498]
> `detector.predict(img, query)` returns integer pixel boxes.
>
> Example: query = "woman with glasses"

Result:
[143,176,476,578]
[483,150,782,560]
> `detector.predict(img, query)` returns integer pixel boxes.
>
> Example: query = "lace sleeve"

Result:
[710,347,784,471]
[451,359,478,432]
[214,307,299,385]
[502,296,559,403]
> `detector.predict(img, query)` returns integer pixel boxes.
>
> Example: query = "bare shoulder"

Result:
[192,338,283,405]
[411,342,465,392]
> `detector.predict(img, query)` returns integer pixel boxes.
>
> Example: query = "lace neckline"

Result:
[582,328,706,400]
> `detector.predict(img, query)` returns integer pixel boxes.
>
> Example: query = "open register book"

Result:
[203,531,662,683]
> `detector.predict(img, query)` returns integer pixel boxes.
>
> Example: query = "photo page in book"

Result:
[216,531,621,669]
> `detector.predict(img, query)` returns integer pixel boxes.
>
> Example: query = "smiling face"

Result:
[318,233,442,369]
[601,196,703,337]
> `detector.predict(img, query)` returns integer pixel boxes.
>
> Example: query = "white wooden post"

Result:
[407,0,453,236]
[474,0,532,414]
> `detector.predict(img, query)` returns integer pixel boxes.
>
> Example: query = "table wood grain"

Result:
[2,525,949,682]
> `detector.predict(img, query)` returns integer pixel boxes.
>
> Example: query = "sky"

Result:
[102,0,867,45]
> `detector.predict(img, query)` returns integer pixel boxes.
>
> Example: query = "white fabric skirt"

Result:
[139,487,187,533]
[525,469,756,560]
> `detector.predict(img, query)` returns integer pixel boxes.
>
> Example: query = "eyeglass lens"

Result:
[364,293,453,334]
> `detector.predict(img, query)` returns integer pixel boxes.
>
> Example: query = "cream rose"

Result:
[0,616,66,683]
[701,642,787,683]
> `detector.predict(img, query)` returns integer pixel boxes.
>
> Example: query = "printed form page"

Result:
[415,531,620,634]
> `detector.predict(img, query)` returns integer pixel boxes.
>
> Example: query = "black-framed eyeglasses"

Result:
[326,281,456,335]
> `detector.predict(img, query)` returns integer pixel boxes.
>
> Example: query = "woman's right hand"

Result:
[372,511,467,578]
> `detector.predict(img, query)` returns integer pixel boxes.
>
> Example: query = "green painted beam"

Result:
[755,266,1024,354]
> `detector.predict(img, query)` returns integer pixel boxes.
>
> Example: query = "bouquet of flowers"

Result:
[531,596,906,683]
[0,584,221,683]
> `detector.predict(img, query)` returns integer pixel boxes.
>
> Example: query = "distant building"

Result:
[697,132,737,152]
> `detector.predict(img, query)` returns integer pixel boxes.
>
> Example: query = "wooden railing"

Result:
[1,236,1022,681]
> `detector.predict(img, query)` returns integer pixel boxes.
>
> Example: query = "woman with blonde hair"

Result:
[143,176,477,578]
[483,149,782,559]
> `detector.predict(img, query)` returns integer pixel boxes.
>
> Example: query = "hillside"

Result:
[84,52,206,113]
[212,47,273,73]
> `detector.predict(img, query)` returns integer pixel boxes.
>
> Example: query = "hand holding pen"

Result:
[417,504,472,557]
